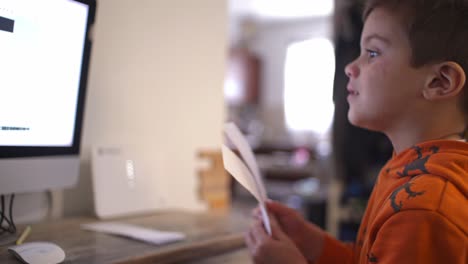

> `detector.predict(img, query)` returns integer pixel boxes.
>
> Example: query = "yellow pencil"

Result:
[16,225,32,245]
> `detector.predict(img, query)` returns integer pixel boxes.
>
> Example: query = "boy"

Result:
[245,0,468,263]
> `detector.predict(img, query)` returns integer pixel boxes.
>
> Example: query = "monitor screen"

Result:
[0,0,95,157]
[0,0,96,194]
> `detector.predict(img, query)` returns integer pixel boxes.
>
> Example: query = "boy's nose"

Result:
[345,60,359,78]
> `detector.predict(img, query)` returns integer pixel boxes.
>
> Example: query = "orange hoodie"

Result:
[315,140,468,264]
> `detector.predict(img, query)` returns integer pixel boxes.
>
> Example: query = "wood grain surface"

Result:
[0,210,253,263]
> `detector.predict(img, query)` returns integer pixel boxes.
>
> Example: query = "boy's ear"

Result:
[423,62,466,100]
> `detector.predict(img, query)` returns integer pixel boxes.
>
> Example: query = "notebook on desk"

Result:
[91,146,167,219]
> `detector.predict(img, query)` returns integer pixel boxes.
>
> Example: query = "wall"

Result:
[64,0,228,216]
[14,0,228,221]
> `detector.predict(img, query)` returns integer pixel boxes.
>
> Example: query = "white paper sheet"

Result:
[81,222,186,245]
[222,123,272,235]
[221,145,260,201]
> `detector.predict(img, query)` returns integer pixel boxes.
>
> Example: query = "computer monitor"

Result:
[0,0,96,195]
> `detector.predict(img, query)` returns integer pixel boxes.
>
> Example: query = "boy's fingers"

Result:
[266,200,293,216]
[269,214,282,237]
[251,207,262,219]
[251,219,268,243]
[244,231,252,246]
[245,231,255,253]
[269,213,291,242]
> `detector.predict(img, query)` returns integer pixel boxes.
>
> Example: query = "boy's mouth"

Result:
[347,84,359,96]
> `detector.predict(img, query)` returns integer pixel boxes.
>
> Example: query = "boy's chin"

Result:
[348,111,364,126]
[348,112,382,132]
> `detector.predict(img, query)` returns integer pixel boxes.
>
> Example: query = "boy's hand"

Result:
[252,200,326,262]
[245,213,308,264]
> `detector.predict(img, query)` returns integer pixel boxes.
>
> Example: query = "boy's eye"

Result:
[366,49,379,58]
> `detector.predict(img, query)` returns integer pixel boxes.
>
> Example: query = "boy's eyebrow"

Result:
[362,34,391,45]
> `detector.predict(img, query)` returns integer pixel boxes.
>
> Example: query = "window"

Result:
[284,38,335,136]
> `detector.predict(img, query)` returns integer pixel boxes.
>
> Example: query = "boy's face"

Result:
[345,7,428,133]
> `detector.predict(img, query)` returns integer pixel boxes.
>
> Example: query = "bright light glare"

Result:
[250,0,334,19]
[224,77,242,104]
[284,38,335,134]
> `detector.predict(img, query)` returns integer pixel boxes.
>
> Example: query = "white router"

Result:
[91,146,167,219]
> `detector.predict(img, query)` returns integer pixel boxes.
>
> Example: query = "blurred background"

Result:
[225,0,392,241]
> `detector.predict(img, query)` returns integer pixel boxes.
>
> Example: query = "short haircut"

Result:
[363,0,468,135]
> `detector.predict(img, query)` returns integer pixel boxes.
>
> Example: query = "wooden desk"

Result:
[0,210,252,264]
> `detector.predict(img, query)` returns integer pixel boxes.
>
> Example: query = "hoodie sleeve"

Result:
[313,234,354,264]
[368,210,466,264]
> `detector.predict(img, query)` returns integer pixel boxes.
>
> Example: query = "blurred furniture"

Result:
[228,143,328,229]
[254,145,316,181]
[197,150,231,211]
[0,211,250,264]
[225,47,261,106]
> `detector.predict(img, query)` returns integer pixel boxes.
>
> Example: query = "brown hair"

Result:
[363,0,468,138]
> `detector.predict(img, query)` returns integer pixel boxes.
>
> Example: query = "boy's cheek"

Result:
[371,60,388,76]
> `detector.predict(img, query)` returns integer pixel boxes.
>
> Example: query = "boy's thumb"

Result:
[269,214,291,241]
[266,200,293,216]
